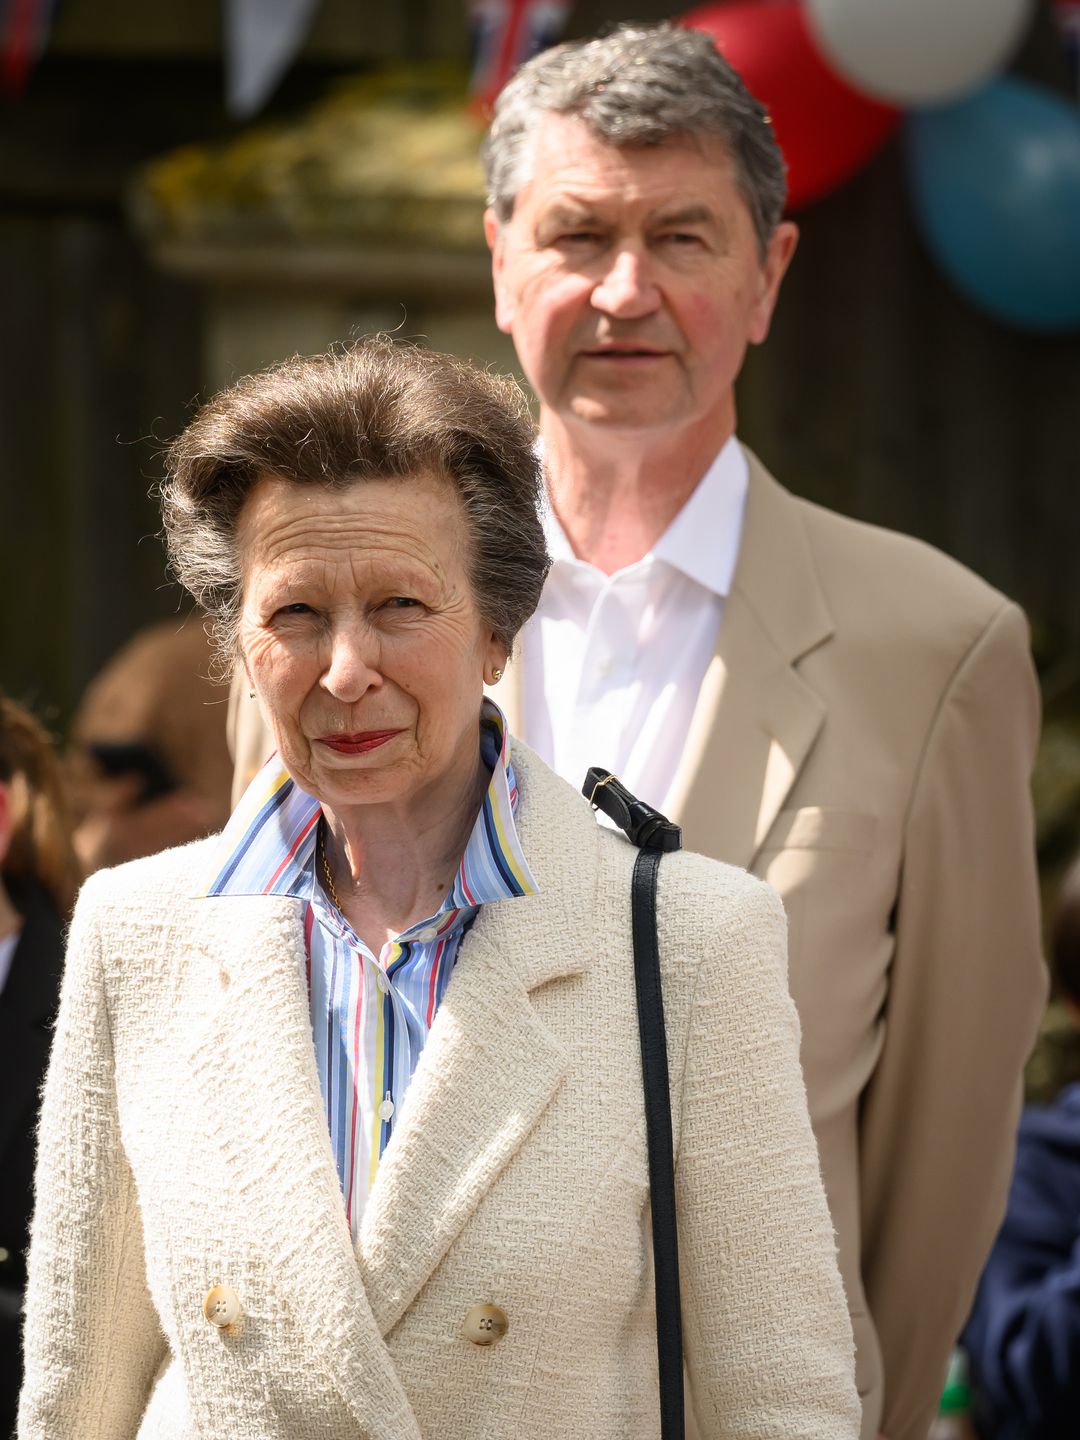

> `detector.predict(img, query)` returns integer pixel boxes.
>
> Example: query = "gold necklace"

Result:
[319,822,343,912]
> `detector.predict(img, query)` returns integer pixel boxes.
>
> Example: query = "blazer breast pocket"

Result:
[758,805,877,855]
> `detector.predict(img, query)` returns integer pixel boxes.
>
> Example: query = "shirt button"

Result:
[376,971,390,995]
[379,1094,395,1122]
[415,926,440,942]
[462,1302,509,1346]
[203,1285,242,1329]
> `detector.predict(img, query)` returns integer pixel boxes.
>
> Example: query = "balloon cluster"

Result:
[683,1,1080,334]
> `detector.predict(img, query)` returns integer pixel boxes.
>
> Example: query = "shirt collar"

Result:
[199,699,538,906]
[541,435,748,598]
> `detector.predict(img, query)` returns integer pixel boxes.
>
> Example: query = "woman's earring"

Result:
[491,667,504,683]
[249,690,256,699]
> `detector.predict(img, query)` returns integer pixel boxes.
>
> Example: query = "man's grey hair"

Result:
[483,22,787,256]
[160,337,550,675]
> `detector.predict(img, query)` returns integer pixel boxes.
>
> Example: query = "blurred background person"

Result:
[0,694,78,1440]
[67,616,232,873]
[962,855,1080,1440]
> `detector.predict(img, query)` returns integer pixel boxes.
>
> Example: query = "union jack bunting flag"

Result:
[1,0,60,94]
[468,0,573,114]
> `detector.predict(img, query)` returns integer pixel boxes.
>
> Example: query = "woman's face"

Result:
[237,472,504,813]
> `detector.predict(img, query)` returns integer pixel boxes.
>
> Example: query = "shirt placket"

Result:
[571,567,650,786]
[374,911,462,1157]
[374,940,403,1156]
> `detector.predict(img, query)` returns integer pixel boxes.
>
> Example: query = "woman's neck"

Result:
[320,752,489,954]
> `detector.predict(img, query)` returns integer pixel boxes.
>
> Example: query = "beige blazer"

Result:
[226,451,1046,1440]
[512,453,1046,1440]
[19,745,859,1440]
[667,454,1044,1440]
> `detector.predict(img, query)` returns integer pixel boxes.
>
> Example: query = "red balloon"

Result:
[681,2,901,211]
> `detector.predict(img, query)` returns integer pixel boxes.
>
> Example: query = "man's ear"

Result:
[748,219,798,346]
[485,207,515,335]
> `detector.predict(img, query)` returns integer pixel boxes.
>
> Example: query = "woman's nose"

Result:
[590,248,661,319]
[321,626,382,702]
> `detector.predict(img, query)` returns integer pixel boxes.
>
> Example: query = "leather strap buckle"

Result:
[583,767,683,854]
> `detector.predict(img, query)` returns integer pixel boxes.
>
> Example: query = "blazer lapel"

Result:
[357,747,596,1336]
[666,450,834,869]
[187,893,420,1439]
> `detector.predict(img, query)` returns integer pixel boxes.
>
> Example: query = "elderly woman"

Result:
[19,340,859,1440]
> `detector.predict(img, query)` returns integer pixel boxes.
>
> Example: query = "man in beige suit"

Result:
[230,23,1046,1440]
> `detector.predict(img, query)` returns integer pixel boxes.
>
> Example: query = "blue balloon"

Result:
[906,78,1080,333]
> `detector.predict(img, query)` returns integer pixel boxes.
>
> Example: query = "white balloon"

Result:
[805,0,1035,107]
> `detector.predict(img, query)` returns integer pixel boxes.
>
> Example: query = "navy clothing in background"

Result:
[963,1084,1080,1439]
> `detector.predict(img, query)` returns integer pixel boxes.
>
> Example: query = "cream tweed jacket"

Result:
[19,744,859,1439]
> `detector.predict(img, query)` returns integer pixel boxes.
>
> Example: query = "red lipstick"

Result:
[317,730,402,755]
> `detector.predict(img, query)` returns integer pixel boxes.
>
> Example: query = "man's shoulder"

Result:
[797,492,1002,613]
[743,453,1021,653]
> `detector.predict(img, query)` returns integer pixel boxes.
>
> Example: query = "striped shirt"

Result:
[201,701,538,1237]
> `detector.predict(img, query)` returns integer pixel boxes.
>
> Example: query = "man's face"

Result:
[486,113,796,442]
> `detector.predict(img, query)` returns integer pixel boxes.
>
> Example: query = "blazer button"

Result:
[203,1285,242,1328]
[462,1302,509,1346]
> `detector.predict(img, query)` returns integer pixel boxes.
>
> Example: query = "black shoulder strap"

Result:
[583,768,685,1440]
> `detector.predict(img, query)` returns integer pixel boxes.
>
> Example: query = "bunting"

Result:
[224,0,321,118]
[1,0,60,96]
[468,0,573,114]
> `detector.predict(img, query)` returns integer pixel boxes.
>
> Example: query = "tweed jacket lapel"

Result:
[187,893,420,1439]
[357,745,596,1336]
[666,450,834,868]
[189,750,596,1397]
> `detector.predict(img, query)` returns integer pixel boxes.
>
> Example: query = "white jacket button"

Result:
[203,1285,242,1328]
[462,1302,508,1346]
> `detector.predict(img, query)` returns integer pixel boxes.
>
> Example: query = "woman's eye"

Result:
[281,603,312,616]
[386,597,420,609]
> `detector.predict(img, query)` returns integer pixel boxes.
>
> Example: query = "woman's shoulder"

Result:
[507,741,788,992]
[658,845,784,919]
[593,824,785,929]
[509,741,786,939]
[73,834,223,920]
[587,820,789,1002]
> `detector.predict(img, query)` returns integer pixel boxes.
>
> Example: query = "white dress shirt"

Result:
[521,436,748,811]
